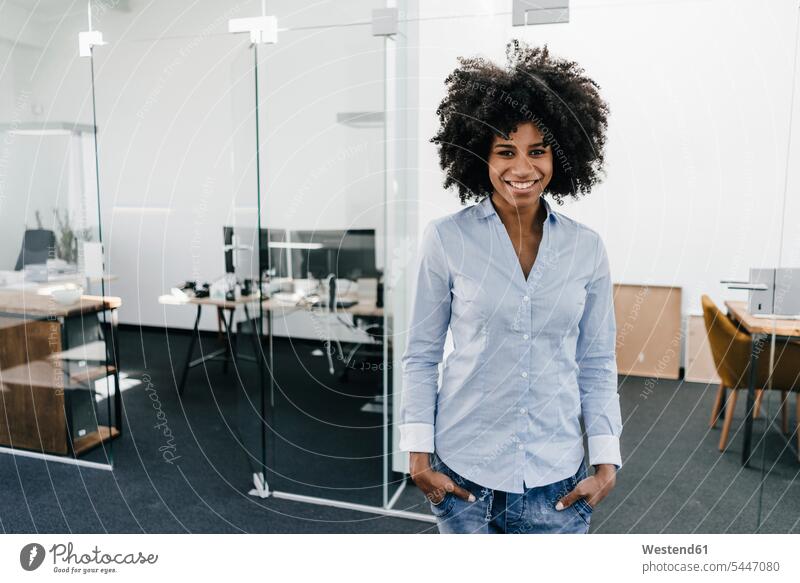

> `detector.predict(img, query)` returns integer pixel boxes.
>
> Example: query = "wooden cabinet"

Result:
[613,284,682,380]
[685,314,721,384]
[0,292,121,457]
[0,316,57,368]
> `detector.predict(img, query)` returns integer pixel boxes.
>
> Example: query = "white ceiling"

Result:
[5,0,131,23]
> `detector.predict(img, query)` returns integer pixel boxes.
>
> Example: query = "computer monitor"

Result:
[297,229,378,280]
[223,226,378,282]
[223,226,235,274]
[223,226,275,281]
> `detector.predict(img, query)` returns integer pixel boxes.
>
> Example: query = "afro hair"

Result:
[431,40,609,205]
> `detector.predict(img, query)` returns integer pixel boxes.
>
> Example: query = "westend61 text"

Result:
[642,544,708,555]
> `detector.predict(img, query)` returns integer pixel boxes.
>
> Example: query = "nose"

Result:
[508,157,539,180]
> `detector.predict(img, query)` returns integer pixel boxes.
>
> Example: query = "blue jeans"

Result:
[428,452,593,534]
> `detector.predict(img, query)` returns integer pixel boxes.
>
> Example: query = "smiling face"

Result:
[487,122,554,210]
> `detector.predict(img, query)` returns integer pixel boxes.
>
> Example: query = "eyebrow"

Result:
[493,142,547,149]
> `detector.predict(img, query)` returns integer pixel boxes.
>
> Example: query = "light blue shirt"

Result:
[399,195,622,493]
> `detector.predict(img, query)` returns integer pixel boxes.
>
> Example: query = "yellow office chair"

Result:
[702,295,800,453]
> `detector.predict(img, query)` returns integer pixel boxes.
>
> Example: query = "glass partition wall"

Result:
[90,0,274,491]
[745,4,800,532]
[243,6,416,515]
[0,1,118,468]
[77,0,421,518]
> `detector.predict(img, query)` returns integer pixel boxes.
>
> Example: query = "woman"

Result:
[399,41,622,534]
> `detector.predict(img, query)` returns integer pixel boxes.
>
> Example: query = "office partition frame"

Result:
[0,1,118,470]
[231,3,432,524]
[743,2,800,532]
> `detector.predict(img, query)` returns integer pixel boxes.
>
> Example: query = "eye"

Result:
[530,149,546,156]
[497,150,514,157]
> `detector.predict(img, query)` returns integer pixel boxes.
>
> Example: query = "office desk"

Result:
[264,297,383,317]
[159,292,384,394]
[725,300,800,465]
[0,288,121,318]
[158,294,266,395]
[0,290,122,457]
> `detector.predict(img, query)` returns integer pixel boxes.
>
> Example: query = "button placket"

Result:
[518,294,533,488]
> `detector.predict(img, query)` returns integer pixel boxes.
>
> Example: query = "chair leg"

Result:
[753,389,765,419]
[719,389,738,451]
[710,383,726,428]
[781,390,789,434]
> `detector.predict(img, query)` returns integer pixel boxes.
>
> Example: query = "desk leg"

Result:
[219,307,230,374]
[741,333,761,466]
[111,308,123,438]
[229,308,239,362]
[220,307,238,374]
[179,304,202,396]
[243,304,262,363]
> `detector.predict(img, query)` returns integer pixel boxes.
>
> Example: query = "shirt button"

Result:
[521,371,528,378]
[519,407,527,414]
[523,334,529,340]
[517,444,524,450]
[523,295,530,302]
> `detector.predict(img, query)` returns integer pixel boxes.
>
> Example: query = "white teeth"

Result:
[507,180,536,189]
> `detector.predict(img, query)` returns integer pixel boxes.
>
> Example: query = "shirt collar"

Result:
[475,194,559,224]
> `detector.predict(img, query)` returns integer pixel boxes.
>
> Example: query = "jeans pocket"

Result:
[429,492,456,517]
[572,497,593,525]
[428,453,454,517]
[565,461,592,526]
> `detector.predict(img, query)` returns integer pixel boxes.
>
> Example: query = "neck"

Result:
[491,193,547,234]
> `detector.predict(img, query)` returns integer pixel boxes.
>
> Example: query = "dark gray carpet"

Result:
[594,376,800,533]
[0,328,798,533]
[0,327,431,534]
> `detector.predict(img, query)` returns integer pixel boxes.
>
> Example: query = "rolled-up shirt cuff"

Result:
[398,423,435,453]
[587,434,621,468]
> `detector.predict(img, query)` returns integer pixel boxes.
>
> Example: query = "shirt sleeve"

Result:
[398,221,452,453]
[577,234,623,468]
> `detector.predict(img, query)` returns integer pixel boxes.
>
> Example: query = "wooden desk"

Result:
[159,292,384,394]
[0,290,122,458]
[725,301,800,336]
[158,292,383,315]
[725,301,800,464]
[268,298,383,317]
[158,294,261,310]
[0,289,120,318]
[158,295,265,395]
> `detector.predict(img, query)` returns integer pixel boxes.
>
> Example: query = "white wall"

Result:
[0,5,55,271]
[410,0,800,316]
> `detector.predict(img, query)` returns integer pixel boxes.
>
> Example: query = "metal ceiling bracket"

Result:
[512,0,569,26]
[228,15,278,44]
[78,30,105,57]
[372,8,398,37]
